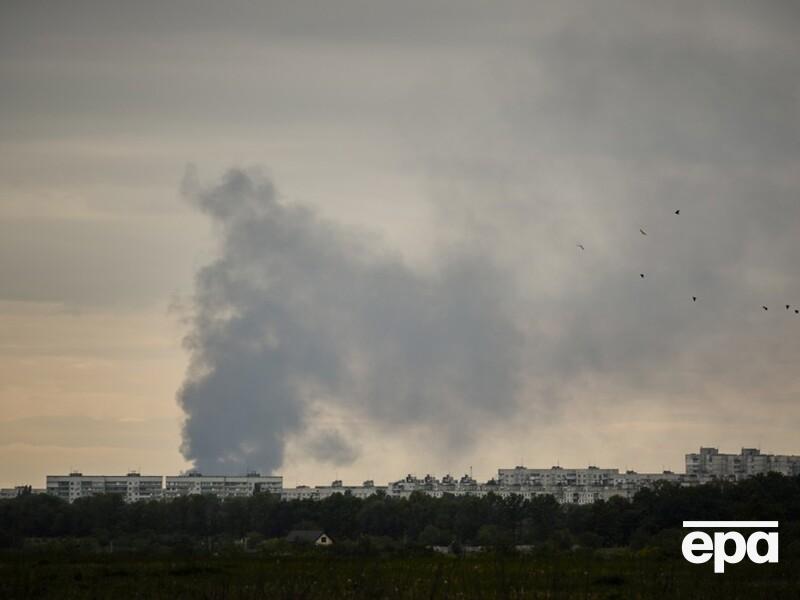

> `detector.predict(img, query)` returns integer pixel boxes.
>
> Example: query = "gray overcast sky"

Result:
[1,1,799,486]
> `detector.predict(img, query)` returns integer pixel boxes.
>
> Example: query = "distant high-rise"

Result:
[163,472,282,499]
[46,472,163,503]
[685,447,800,480]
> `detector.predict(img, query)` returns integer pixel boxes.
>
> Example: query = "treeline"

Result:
[2,474,799,553]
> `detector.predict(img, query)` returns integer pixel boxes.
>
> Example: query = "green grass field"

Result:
[1,552,798,599]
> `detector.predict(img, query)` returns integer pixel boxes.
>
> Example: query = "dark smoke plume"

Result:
[177,168,523,474]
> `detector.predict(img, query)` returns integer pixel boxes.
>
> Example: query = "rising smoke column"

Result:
[177,168,524,474]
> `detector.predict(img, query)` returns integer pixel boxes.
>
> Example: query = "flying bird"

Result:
[639,228,648,236]
[786,305,791,310]
[576,244,585,251]
[796,310,799,314]
[693,296,697,302]
[640,273,645,278]
[675,210,680,215]
[762,306,769,311]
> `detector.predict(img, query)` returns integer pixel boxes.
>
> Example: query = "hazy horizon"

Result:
[2,1,800,488]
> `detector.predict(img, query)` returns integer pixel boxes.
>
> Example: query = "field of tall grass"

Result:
[1,551,798,599]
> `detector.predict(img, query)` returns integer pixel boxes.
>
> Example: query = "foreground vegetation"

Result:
[1,474,799,597]
[2,474,800,552]
[1,551,798,599]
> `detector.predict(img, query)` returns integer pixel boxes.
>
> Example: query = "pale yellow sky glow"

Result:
[2,1,800,488]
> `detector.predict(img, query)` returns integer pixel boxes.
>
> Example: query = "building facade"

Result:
[46,472,163,503]
[30,446,799,507]
[280,480,387,501]
[164,472,282,499]
[685,447,800,480]
[0,486,45,499]
[498,466,620,488]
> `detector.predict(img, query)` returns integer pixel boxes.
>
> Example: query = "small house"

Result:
[286,530,334,546]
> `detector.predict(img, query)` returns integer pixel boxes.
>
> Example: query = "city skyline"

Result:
[5,445,799,494]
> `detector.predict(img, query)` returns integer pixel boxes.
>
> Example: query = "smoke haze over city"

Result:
[2,1,800,486]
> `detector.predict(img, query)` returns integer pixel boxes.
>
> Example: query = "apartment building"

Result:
[164,472,282,499]
[685,446,800,480]
[280,479,387,501]
[46,472,163,503]
[29,445,798,508]
[498,465,620,488]
[0,486,45,499]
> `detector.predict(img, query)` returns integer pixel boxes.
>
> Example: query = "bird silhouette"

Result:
[786,305,791,310]
[675,210,680,215]
[576,244,585,251]
[639,228,648,236]
[693,296,697,302]
[796,310,799,314]
[762,306,769,311]
[640,273,645,278]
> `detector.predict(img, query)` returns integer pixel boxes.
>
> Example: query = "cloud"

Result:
[0,415,178,450]
[413,1,800,414]
[0,216,202,308]
[306,430,359,467]
[3,0,800,480]
[177,169,524,474]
